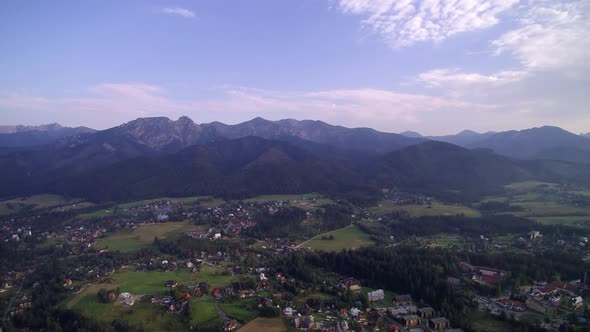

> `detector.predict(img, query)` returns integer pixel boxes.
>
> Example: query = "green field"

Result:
[196,264,235,289]
[117,196,214,209]
[240,317,287,332]
[77,196,225,220]
[72,296,185,331]
[482,181,590,227]
[371,201,481,218]
[243,193,334,208]
[219,297,258,323]
[95,222,205,252]
[299,225,374,251]
[416,234,467,248]
[191,300,220,325]
[0,194,87,215]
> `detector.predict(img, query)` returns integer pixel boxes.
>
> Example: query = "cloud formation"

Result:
[0,83,487,130]
[492,0,590,72]
[160,7,195,18]
[337,0,518,47]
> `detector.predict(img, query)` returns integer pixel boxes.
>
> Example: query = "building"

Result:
[430,317,450,330]
[368,289,385,302]
[418,307,435,318]
[402,315,420,328]
[395,294,413,305]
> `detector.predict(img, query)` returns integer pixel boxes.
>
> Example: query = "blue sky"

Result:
[0,0,588,135]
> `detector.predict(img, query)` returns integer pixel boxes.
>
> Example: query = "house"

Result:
[402,315,420,328]
[418,307,434,318]
[458,261,476,272]
[368,289,385,302]
[283,307,294,316]
[395,294,413,305]
[572,296,584,308]
[213,288,222,299]
[293,315,315,330]
[387,324,401,332]
[496,298,526,311]
[340,320,349,331]
[528,231,541,240]
[341,277,362,291]
[223,319,238,331]
[339,308,349,318]
[430,317,450,330]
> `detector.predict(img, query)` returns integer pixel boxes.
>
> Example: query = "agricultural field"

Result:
[196,264,234,289]
[219,297,258,323]
[94,222,205,252]
[299,225,375,252]
[0,194,88,215]
[239,317,287,332]
[71,296,185,331]
[481,181,590,227]
[243,193,334,209]
[371,201,481,218]
[191,300,219,326]
[68,269,197,307]
[415,234,467,248]
[77,196,226,220]
[116,196,211,209]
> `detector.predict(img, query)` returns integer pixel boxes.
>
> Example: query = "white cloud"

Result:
[492,0,590,72]
[160,7,195,18]
[337,0,518,47]
[418,68,528,87]
[0,83,488,130]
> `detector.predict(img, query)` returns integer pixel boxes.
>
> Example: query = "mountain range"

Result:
[402,126,590,164]
[1,116,589,202]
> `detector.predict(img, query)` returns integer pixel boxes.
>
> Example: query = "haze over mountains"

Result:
[1,116,589,202]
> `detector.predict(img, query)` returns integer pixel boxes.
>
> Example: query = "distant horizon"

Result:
[1,115,588,137]
[1,1,589,135]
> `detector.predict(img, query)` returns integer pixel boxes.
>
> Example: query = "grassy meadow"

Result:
[371,201,481,218]
[299,225,374,251]
[94,222,205,252]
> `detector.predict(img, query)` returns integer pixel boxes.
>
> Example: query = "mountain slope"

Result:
[426,130,496,147]
[369,141,530,198]
[207,117,425,154]
[468,126,590,163]
[47,137,371,201]
[0,123,96,148]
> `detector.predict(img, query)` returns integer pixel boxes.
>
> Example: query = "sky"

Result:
[0,0,589,135]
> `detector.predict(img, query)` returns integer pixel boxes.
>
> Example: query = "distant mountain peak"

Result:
[456,129,480,136]
[400,131,423,138]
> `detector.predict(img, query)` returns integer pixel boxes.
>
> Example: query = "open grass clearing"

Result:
[371,201,481,218]
[191,299,220,325]
[94,222,204,252]
[0,194,87,215]
[243,193,334,209]
[298,225,374,252]
[219,297,258,323]
[71,295,184,331]
[239,317,287,332]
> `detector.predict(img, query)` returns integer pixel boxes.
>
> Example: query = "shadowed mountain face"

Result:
[5,137,371,201]
[1,116,589,202]
[0,123,96,148]
[466,126,590,164]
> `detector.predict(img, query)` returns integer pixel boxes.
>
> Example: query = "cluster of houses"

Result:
[458,261,507,286]
[284,277,459,332]
[524,280,588,315]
